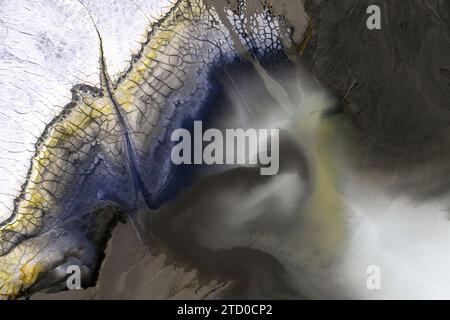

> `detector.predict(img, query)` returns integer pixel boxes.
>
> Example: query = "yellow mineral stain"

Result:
[114,19,184,111]
[0,97,112,235]
[298,22,312,55]
[0,0,210,300]
[294,100,346,257]
[19,262,42,288]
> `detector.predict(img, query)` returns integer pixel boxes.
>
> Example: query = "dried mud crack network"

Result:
[0,0,301,299]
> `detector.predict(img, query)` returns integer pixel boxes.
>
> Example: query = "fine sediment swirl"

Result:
[0,0,304,299]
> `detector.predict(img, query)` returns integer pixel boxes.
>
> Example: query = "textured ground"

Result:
[0,0,310,299]
[2,0,450,300]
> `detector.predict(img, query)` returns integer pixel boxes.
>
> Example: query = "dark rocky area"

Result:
[303,0,450,166]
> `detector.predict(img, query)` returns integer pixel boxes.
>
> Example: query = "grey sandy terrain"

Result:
[33,220,230,300]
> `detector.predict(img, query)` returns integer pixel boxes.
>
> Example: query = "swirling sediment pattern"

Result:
[0,0,298,299]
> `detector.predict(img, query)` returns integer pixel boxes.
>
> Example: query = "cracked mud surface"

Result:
[2,0,450,299]
[0,0,308,299]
